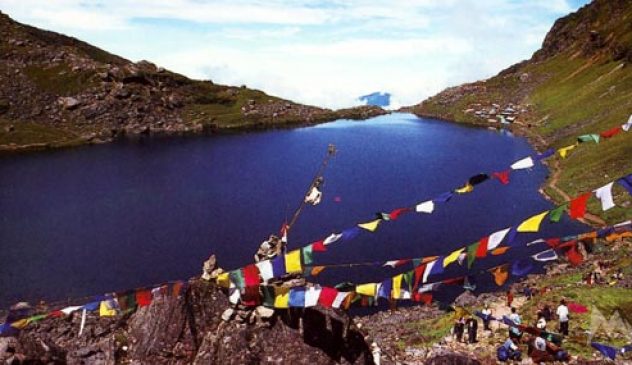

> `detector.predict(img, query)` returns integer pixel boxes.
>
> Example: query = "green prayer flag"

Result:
[302,245,314,265]
[377,212,391,221]
[28,314,47,323]
[577,134,600,144]
[403,270,415,291]
[466,242,480,269]
[549,204,567,223]
[412,258,422,267]
[229,269,245,289]
[261,286,275,307]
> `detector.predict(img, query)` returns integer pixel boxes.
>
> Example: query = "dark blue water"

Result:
[0,113,586,308]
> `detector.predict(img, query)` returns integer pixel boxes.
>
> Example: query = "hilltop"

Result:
[0,11,386,151]
[407,0,632,225]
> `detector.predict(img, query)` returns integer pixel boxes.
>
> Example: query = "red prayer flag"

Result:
[414,292,433,305]
[600,127,622,139]
[389,207,412,220]
[557,239,577,249]
[318,287,338,308]
[569,192,591,219]
[136,289,152,307]
[413,264,426,290]
[172,281,184,297]
[492,170,510,185]
[476,237,489,258]
[566,244,584,266]
[311,240,327,252]
[241,286,261,307]
[546,238,561,248]
[568,302,588,313]
[47,310,63,318]
[243,264,261,287]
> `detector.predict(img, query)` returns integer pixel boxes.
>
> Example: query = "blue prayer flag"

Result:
[341,226,361,241]
[591,342,617,360]
[618,175,632,196]
[534,148,555,161]
[377,279,392,299]
[271,255,286,278]
[288,288,306,307]
[433,192,453,203]
[511,259,534,277]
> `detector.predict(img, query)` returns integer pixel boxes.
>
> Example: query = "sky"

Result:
[0,0,590,109]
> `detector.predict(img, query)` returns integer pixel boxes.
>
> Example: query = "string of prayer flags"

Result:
[285,250,303,274]
[594,182,615,211]
[517,211,549,232]
[577,134,600,144]
[358,219,382,232]
[569,192,591,219]
[511,157,534,170]
[492,170,510,185]
[558,144,577,159]
[490,265,510,286]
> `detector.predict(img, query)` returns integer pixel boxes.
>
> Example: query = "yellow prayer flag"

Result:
[392,274,403,299]
[356,283,377,297]
[10,318,29,329]
[455,183,474,194]
[274,287,290,308]
[99,301,117,317]
[216,272,231,288]
[443,248,465,268]
[517,211,549,232]
[358,219,382,232]
[285,249,303,274]
[606,231,632,242]
[558,144,577,159]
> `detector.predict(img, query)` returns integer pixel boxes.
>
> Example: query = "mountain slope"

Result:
[408,0,632,224]
[0,11,385,151]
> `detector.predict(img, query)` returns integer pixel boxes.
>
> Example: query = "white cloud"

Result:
[0,0,588,108]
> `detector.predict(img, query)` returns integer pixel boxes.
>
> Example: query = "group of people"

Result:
[453,315,479,344]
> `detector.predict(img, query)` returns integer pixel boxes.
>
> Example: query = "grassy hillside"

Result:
[410,0,632,224]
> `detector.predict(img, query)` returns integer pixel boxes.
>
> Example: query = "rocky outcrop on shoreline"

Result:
[0,10,387,151]
[0,279,373,364]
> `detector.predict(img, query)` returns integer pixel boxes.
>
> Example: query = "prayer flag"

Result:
[136,289,152,307]
[403,270,415,291]
[415,200,435,213]
[288,288,306,307]
[242,286,260,307]
[271,255,286,277]
[392,274,403,299]
[568,302,588,313]
[414,264,426,289]
[549,204,567,223]
[476,237,489,258]
[491,247,511,255]
[468,173,490,186]
[256,260,274,282]
[229,269,245,289]
[261,286,275,307]
[455,183,473,194]
[61,305,83,315]
[466,242,480,268]
[511,259,533,276]
[600,127,621,139]
[534,148,555,161]
[558,144,577,159]
[358,219,382,232]
[356,283,377,297]
[429,257,444,276]
[517,211,549,232]
[511,157,534,170]
[274,287,290,308]
[332,292,351,309]
[378,279,392,299]
[577,134,600,144]
[228,282,241,304]
[341,226,362,241]
[569,192,591,219]
[443,248,465,268]
[311,240,326,252]
[323,233,343,245]
[532,249,558,262]
[594,182,615,211]
[302,245,314,265]
[414,292,433,305]
[389,207,411,220]
[305,286,322,307]
[492,170,510,185]
[617,175,632,196]
[243,264,260,287]
[10,319,29,330]
[383,259,410,268]
[433,192,453,203]
[566,244,584,266]
[310,266,325,276]
[217,272,231,288]
[488,228,511,250]
[491,265,509,286]
[285,250,303,274]
[592,342,617,360]
[99,300,117,317]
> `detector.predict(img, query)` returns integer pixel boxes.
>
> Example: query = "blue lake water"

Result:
[0,113,586,308]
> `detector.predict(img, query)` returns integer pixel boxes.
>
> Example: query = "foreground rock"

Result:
[1,280,372,364]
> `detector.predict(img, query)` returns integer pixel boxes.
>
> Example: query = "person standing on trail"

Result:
[506,290,513,307]
[556,299,570,336]
[508,307,522,341]
[482,303,493,331]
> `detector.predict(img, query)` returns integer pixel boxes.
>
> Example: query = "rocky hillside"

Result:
[0,10,386,151]
[407,0,632,224]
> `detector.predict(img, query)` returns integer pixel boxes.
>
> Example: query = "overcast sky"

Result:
[1,0,589,109]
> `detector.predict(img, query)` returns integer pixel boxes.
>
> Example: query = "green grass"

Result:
[0,119,78,147]
[24,63,97,96]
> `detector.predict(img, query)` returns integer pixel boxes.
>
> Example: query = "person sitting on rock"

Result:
[497,338,521,362]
